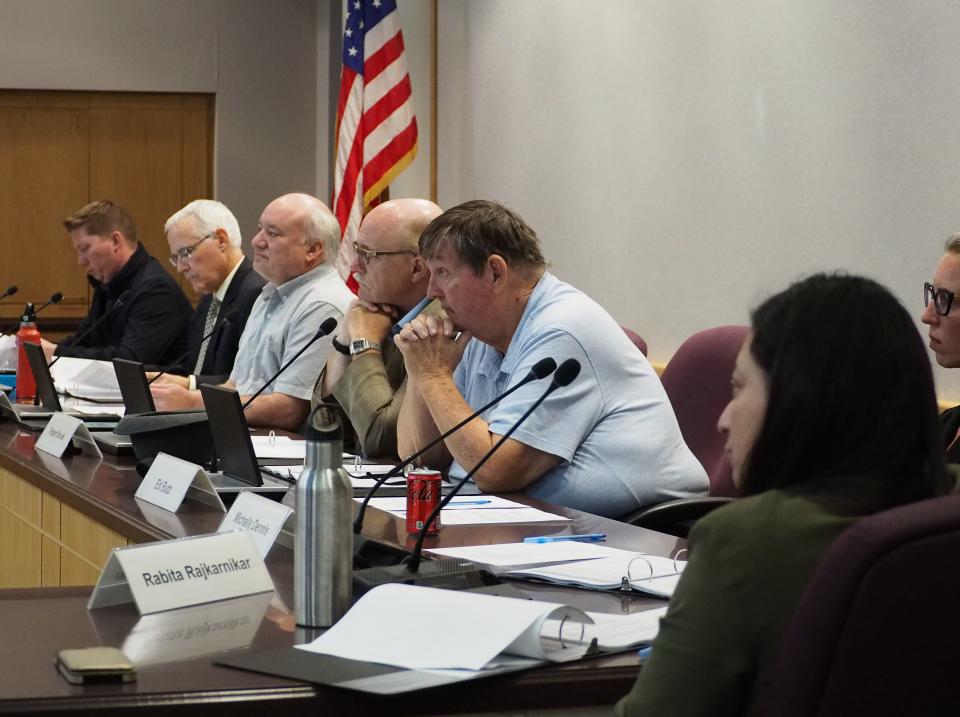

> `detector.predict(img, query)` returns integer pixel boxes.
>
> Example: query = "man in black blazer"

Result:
[150,200,266,388]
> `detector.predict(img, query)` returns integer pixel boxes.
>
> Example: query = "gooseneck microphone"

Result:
[1,291,62,336]
[405,358,582,574]
[0,285,17,300]
[148,309,241,385]
[352,356,558,536]
[47,290,133,368]
[352,358,582,592]
[240,317,338,410]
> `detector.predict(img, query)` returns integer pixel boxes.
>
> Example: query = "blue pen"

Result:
[523,533,607,544]
[390,296,432,336]
[446,499,492,506]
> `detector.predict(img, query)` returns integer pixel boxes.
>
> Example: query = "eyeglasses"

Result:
[924,281,956,316]
[352,241,416,265]
[168,234,212,267]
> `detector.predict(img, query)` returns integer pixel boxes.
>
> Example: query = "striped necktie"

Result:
[193,297,221,374]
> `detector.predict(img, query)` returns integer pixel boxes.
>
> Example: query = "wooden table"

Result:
[0,420,685,715]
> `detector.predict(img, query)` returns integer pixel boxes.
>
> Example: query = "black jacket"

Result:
[941,405,960,465]
[177,257,266,385]
[57,243,191,367]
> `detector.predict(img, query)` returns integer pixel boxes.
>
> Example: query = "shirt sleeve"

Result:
[614,517,754,717]
[56,279,190,363]
[272,301,344,401]
[331,346,405,459]
[484,329,602,462]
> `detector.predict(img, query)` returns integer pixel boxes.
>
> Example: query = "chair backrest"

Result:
[764,492,960,716]
[620,326,647,356]
[659,325,748,497]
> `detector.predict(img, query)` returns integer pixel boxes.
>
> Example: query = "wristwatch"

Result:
[350,338,382,355]
[332,337,351,355]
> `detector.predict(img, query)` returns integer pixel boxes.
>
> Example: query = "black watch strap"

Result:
[332,336,351,355]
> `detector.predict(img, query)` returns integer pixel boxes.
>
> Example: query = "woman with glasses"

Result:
[616,273,953,716]
[921,234,960,463]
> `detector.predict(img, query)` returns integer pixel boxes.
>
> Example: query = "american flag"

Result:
[332,0,419,288]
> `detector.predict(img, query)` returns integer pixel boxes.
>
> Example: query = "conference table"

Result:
[0,419,685,715]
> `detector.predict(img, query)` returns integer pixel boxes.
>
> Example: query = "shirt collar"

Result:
[93,243,150,297]
[262,263,333,301]
[213,256,245,303]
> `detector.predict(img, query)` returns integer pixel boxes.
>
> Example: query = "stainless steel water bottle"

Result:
[294,403,353,626]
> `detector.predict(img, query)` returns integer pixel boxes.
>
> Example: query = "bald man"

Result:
[153,193,354,430]
[313,198,441,458]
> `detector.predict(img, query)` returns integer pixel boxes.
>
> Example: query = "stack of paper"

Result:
[359,495,570,525]
[298,583,595,671]
[505,551,686,598]
[51,357,123,402]
[427,540,627,573]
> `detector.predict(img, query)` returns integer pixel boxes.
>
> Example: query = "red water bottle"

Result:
[15,303,40,401]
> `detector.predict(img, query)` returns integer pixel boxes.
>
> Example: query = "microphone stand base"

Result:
[352,559,498,596]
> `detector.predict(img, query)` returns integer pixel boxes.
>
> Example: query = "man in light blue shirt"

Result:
[152,193,353,430]
[396,200,707,518]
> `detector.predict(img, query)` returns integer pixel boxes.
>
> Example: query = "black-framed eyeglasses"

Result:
[352,241,416,264]
[924,281,956,316]
[168,234,212,267]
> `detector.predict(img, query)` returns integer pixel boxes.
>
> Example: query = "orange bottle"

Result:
[15,303,40,401]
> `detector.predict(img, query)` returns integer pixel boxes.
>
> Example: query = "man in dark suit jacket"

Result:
[41,200,191,366]
[149,200,266,389]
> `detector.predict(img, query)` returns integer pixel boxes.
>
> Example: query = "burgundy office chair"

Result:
[620,326,648,356]
[764,492,960,716]
[623,325,748,533]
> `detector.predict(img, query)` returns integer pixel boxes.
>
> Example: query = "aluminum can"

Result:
[406,468,442,534]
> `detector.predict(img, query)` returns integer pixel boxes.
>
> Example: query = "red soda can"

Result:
[406,469,442,534]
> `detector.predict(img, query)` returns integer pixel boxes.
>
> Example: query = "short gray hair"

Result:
[945,233,960,256]
[303,204,342,263]
[165,199,242,248]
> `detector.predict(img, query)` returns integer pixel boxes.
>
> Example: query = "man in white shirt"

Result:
[152,193,353,430]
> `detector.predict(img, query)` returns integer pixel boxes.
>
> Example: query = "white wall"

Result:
[436,0,960,399]
[0,0,334,248]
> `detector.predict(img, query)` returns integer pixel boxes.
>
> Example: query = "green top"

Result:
[615,490,858,717]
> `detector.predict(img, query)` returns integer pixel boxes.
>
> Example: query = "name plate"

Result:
[88,532,274,615]
[35,412,102,458]
[218,492,293,558]
[135,452,225,513]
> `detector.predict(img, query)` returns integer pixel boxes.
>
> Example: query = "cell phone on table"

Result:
[55,647,137,684]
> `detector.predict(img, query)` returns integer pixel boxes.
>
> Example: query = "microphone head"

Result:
[49,291,64,304]
[553,359,581,388]
[221,308,242,326]
[315,316,338,339]
[529,357,557,380]
[3,285,17,298]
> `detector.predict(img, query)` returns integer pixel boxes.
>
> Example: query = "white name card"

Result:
[35,412,102,458]
[135,452,225,513]
[217,492,293,558]
[88,531,274,615]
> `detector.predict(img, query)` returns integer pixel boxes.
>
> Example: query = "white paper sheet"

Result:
[51,357,123,402]
[297,583,592,671]
[583,607,667,650]
[506,554,686,598]
[360,495,528,512]
[427,541,628,571]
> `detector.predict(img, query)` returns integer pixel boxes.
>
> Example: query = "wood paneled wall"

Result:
[0,91,214,323]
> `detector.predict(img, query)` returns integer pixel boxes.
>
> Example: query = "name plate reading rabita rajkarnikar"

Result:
[87,532,274,615]
[35,412,103,458]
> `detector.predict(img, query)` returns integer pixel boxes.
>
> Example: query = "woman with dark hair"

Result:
[616,273,952,716]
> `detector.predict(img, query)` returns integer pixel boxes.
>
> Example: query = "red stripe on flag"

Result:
[334,67,358,138]
[363,119,418,191]
[364,31,404,84]
[362,74,412,130]
[334,133,364,231]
